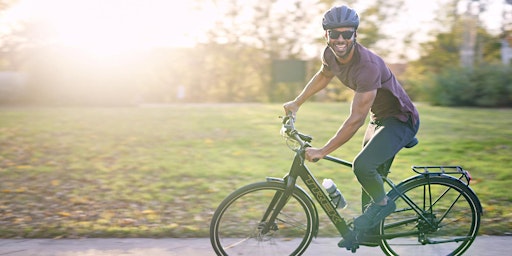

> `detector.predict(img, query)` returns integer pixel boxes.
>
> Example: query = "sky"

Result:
[0,0,508,60]
[1,0,218,56]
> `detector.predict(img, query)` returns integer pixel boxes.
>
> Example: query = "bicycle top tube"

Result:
[323,155,353,168]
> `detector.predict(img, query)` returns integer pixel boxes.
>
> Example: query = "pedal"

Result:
[338,230,360,253]
[352,245,359,253]
[349,243,359,253]
[339,240,359,253]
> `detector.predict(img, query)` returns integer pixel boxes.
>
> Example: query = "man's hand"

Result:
[283,101,300,119]
[305,147,325,162]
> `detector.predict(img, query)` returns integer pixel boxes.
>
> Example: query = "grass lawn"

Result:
[0,103,510,238]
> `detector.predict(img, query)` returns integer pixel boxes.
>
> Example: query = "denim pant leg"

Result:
[353,117,419,204]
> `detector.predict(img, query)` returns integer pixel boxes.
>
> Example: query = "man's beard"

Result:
[329,39,355,59]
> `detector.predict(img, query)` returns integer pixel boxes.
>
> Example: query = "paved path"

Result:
[0,236,510,255]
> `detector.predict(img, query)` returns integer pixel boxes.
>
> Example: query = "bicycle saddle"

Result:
[405,137,418,148]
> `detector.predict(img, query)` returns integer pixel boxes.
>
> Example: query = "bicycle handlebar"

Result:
[281,115,313,148]
[281,115,353,166]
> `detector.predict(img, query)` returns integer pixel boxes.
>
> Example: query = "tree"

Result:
[401,0,508,106]
[356,0,405,57]
[0,0,27,70]
[189,0,324,102]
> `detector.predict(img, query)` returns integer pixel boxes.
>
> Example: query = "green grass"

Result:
[0,103,511,238]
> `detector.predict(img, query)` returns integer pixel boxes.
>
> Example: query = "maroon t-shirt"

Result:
[322,44,419,125]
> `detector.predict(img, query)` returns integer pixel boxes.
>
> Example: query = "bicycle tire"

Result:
[210,181,316,256]
[380,176,481,256]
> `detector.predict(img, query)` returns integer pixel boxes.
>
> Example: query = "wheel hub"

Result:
[417,213,439,244]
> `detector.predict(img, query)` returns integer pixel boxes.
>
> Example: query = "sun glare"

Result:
[9,0,216,56]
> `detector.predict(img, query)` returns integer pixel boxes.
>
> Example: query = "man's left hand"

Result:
[305,147,325,162]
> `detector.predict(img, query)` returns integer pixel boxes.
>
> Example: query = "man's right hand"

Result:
[283,101,300,119]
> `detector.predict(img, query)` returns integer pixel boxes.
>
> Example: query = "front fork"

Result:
[259,174,297,234]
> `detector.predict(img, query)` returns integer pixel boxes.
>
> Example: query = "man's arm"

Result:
[294,67,334,105]
[322,90,376,154]
[283,66,334,115]
[305,89,377,161]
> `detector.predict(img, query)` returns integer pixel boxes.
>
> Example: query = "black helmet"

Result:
[322,5,359,30]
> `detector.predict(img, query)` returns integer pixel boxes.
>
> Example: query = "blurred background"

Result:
[0,0,511,106]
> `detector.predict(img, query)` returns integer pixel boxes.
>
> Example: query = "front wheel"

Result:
[210,181,316,256]
[380,176,482,256]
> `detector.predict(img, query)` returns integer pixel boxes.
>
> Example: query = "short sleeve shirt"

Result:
[322,44,419,125]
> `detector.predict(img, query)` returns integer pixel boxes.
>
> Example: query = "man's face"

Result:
[326,27,356,59]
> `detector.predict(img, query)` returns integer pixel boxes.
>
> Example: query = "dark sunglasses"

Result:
[328,30,355,40]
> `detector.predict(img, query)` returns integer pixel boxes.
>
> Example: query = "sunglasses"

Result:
[328,30,355,40]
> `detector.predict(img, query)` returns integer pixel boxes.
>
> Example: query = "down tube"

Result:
[299,166,351,236]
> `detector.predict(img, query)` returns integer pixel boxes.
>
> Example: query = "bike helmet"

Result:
[322,5,359,30]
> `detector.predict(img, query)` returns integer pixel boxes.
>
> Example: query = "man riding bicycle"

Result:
[283,5,420,247]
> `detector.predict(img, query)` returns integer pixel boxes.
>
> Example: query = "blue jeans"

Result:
[353,116,420,209]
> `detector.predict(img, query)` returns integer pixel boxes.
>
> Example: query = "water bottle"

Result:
[322,178,348,209]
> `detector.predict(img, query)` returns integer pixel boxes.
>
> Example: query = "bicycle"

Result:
[209,115,483,255]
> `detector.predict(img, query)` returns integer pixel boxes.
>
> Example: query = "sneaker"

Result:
[354,199,396,231]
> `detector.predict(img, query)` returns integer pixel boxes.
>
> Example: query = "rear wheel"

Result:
[210,181,316,256]
[380,176,481,256]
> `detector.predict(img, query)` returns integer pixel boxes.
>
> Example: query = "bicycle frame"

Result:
[262,148,478,244]
[261,148,353,238]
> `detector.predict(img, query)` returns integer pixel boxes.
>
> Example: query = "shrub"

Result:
[428,65,512,107]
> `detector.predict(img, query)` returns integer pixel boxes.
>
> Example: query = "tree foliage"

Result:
[401,0,510,107]
[0,0,27,69]
[180,0,326,102]
[356,0,405,55]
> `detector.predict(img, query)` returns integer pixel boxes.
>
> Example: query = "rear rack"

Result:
[412,166,472,186]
